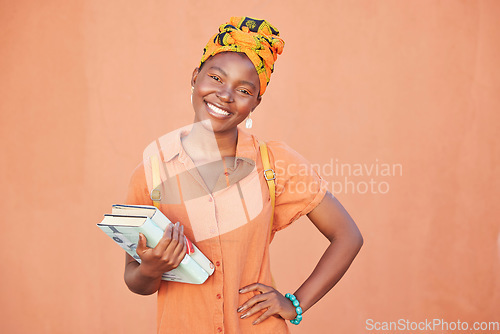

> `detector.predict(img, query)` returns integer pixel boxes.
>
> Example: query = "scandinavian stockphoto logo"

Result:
[275,158,403,195]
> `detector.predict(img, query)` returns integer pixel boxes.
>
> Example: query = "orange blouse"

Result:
[125,126,328,333]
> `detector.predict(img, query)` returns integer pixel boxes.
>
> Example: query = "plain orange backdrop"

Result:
[1,1,499,333]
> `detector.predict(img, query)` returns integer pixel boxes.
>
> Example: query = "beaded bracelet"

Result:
[285,293,303,325]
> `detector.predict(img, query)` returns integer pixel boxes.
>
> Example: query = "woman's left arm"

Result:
[292,190,363,311]
[238,191,363,324]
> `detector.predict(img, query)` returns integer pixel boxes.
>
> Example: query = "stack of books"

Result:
[98,204,214,284]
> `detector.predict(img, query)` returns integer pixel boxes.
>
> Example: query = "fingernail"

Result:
[239,289,244,293]
[237,307,242,312]
[240,313,248,319]
[252,320,258,325]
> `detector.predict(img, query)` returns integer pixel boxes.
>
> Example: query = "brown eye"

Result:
[239,89,252,96]
[210,75,222,83]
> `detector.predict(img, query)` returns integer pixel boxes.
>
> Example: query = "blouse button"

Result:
[216,294,222,299]
[215,261,220,267]
[208,197,213,202]
[217,327,222,333]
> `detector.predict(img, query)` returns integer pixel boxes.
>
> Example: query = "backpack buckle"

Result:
[264,168,276,181]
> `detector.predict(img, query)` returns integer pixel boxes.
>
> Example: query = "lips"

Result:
[205,102,232,119]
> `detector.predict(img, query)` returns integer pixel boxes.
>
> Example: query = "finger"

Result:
[240,298,272,319]
[163,223,182,255]
[171,222,181,243]
[239,283,274,294]
[252,308,276,325]
[163,222,174,238]
[165,232,187,268]
[172,242,188,267]
[173,225,185,254]
[237,292,270,313]
[136,233,149,255]
[171,225,186,259]
[155,223,174,250]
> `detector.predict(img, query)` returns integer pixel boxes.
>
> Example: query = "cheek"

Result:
[235,100,254,115]
[195,77,216,93]
[243,98,259,112]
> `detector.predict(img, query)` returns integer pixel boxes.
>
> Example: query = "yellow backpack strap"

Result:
[150,155,162,208]
[259,141,276,238]
[150,138,169,208]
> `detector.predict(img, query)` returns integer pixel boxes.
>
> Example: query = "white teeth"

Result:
[207,103,230,116]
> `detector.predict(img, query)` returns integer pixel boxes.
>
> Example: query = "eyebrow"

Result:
[209,66,257,90]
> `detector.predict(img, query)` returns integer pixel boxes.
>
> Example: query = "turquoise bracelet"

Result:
[285,293,303,325]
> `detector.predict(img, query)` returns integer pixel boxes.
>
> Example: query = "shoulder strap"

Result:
[150,139,168,209]
[260,141,278,288]
[259,141,276,238]
[150,155,162,209]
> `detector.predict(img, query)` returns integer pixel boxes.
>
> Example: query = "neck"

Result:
[181,121,238,163]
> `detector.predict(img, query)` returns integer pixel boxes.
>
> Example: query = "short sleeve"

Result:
[267,141,329,232]
[125,162,154,206]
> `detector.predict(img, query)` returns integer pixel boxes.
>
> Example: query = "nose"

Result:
[216,87,234,103]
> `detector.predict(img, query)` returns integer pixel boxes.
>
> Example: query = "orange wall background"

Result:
[1,1,499,333]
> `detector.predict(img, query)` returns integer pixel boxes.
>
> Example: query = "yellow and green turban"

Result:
[200,16,285,96]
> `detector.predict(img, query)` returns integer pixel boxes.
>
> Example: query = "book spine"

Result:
[160,255,209,284]
[189,244,215,275]
[151,210,171,231]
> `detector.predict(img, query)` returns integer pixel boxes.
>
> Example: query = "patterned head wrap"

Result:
[200,17,285,96]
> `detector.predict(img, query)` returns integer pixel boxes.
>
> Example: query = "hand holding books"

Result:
[98,204,215,284]
[136,222,187,279]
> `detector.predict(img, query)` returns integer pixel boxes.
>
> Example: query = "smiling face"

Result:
[191,52,262,134]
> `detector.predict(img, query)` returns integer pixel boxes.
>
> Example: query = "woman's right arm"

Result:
[124,222,186,295]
